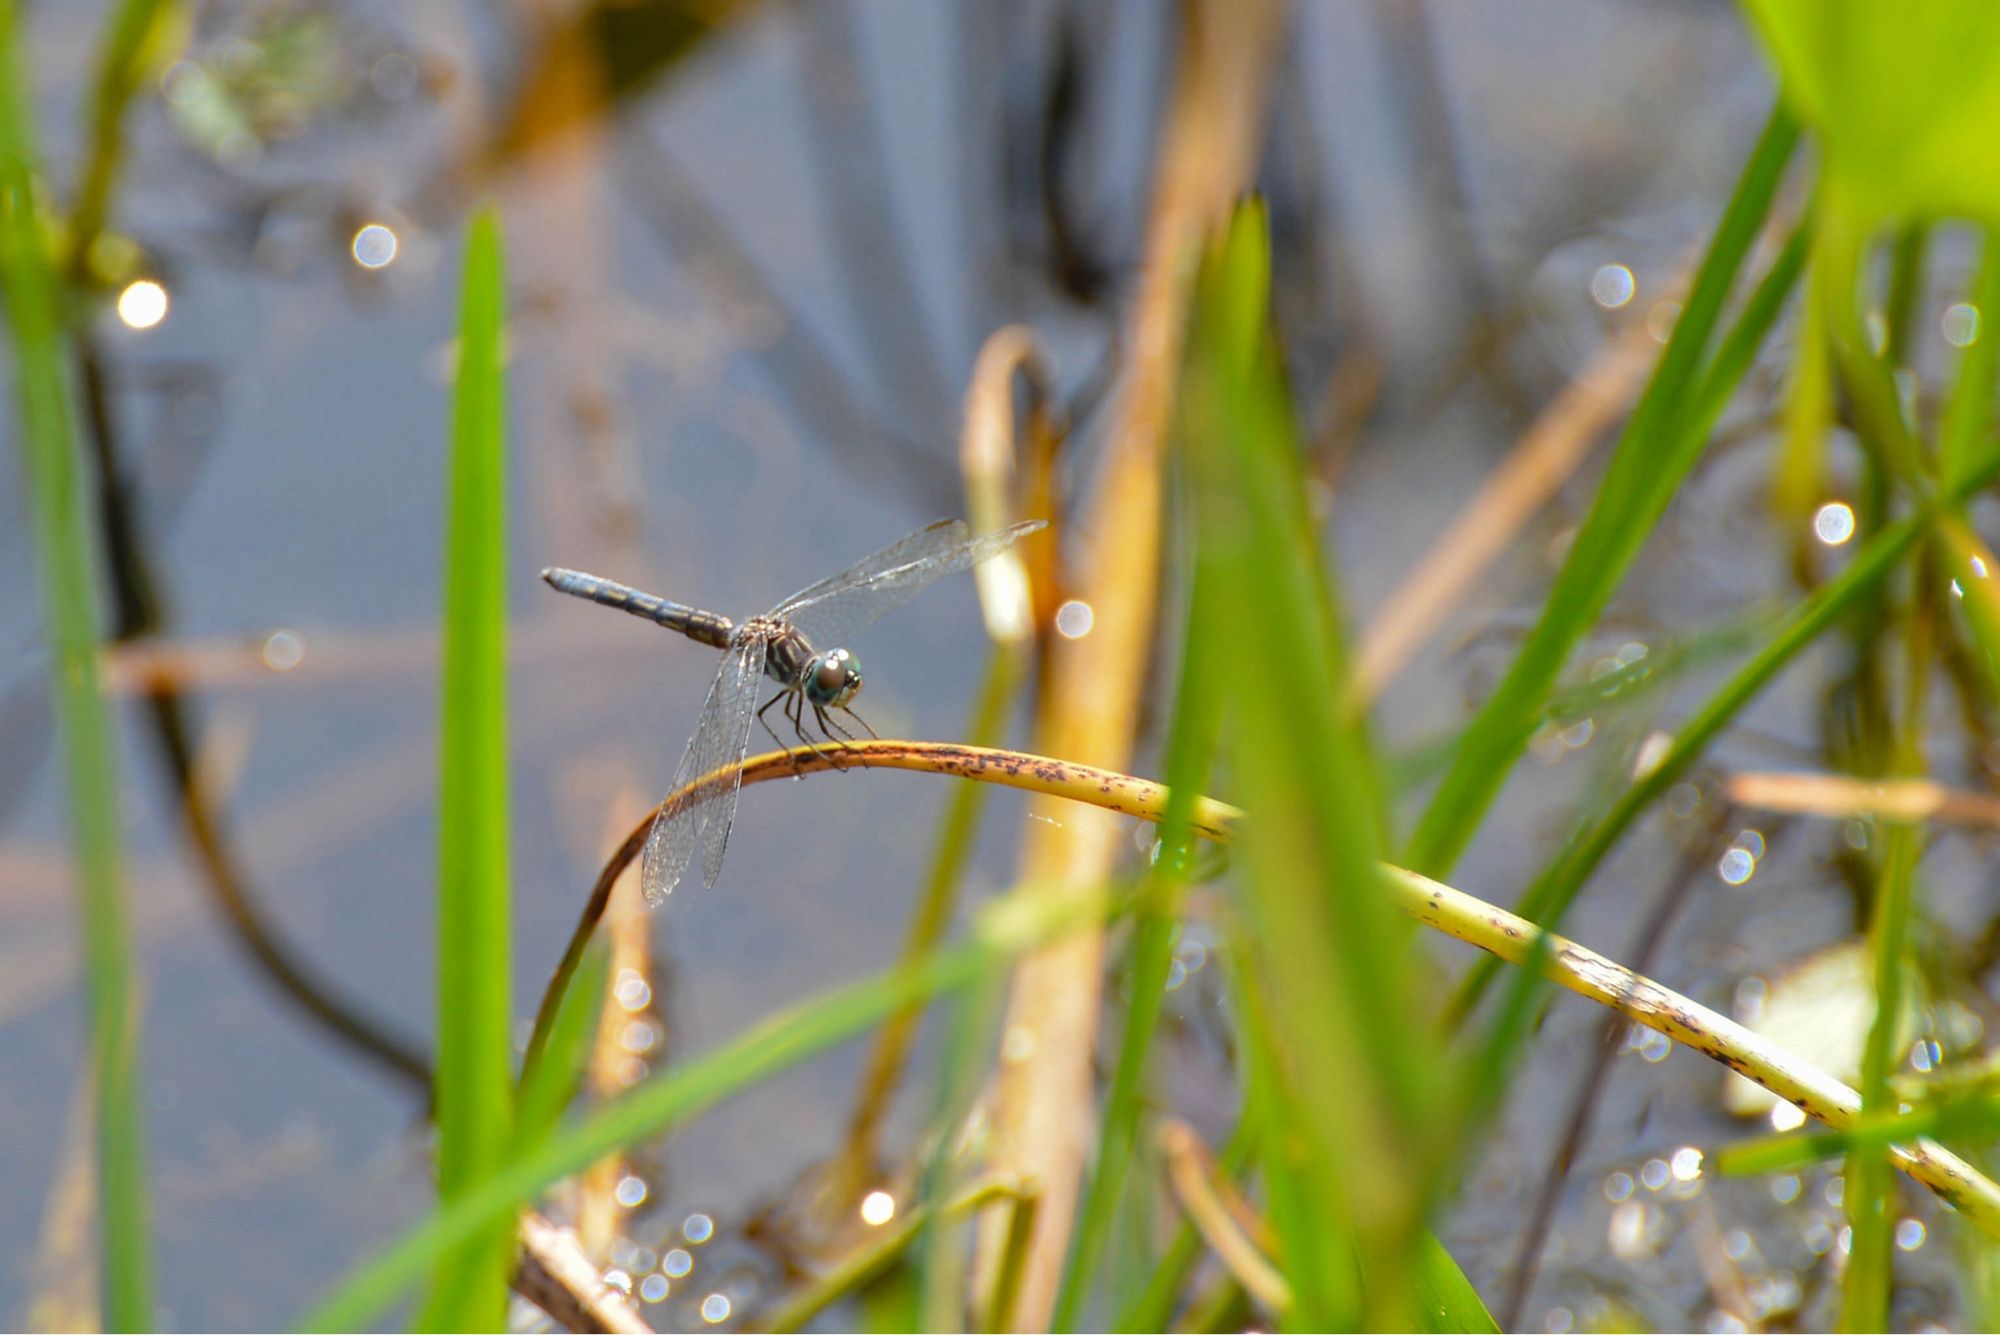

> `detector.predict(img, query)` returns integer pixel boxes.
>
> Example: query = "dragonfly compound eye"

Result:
[807,649,862,707]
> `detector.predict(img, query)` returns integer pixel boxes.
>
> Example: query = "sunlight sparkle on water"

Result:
[117,279,168,329]
[1055,599,1095,639]
[701,1294,732,1324]
[662,1248,693,1278]
[860,1190,896,1226]
[1670,1146,1704,1182]
[1896,1218,1927,1251]
[640,1274,669,1303]
[352,223,399,269]
[262,629,305,671]
[614,1174,648,1207]
[1718,847,1756,886]
[614,969,652,1010]
[1589,263,1636,309]
[1769,1100,1807,1132]
[1944,302,1981,347]
[1813,501,1855,546]
[683,1212,715,1243]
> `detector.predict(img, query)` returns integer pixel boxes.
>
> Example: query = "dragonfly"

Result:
[542,517,1044,903]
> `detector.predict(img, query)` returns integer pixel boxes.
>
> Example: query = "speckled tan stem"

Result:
[531,738,2000,1244]
[1383,864,2000,1234]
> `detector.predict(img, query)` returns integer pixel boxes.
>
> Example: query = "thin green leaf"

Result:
[1470,460,1995,1010]
[1743,0,2000,227]
[1842,591,1934,1333]
[1940,230,2000,489]
[1185,202,1447,1329]
[1052,543,1224,1331]
[302,877,1122,1332]
[66,0,177,284]
[421,205,515,1332]
[1113,1122,1255,1333]
[1405,104,1800,878]
[0,1,152,1326]
[513,942,608,1154]
[1445,218,1814,1028]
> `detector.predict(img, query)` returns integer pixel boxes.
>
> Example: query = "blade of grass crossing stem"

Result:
[1451,460,2000,1136]
[1404,106,1799,877]
[1842,817,1921,1330]
[1443,216,1807,1030]
[302,878,1122,1332]
[1844,600,1933,1332]
[420,208,515,1332]
[513,942,608,1153]
[1717,1091,2000,1178]
[1052,557,1224,1331]
[0,5,154,1328]
[1184,203,1446,1329]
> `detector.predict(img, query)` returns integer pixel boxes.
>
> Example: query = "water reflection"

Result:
[350,223,399,269]
[115,279,168,329]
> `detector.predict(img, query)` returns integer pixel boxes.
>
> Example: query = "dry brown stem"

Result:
[974,5,1283,1324]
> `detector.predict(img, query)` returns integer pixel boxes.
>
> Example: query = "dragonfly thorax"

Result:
[804,647,863,707]
[740,616,862,706]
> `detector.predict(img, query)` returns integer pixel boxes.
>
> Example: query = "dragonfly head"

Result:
[804,648,863,708]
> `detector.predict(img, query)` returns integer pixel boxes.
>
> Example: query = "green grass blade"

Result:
[1052,553,1224,1331]
[918,935,1012,1332]
[1112,1121,1255,1332]
[513,941,607,1154]
[420,206,515,1332]
[1448,456,2000,1081]
[1404,105,1799,878]
[1940,230,2000,489]
[0,3,153,1327]
[1843,596,1933,1332]
[65,0,175,283]
[1184,203,1447,1329]
[302,877,1122,1332]
[1716,1090,2000,1177]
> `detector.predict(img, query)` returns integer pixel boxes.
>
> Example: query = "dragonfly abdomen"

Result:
[541,567,734,648]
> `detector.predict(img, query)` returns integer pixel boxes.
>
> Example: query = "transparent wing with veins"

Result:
[643,635,768,903]
[773,518,1043,652]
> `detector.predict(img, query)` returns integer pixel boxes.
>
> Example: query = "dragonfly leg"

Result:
[786,689,845,769]
[758,691,806,777]
[813,704,868,758]
[816,704,875,745]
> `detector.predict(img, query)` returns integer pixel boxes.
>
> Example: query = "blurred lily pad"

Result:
[1723,938,1915,1119]
[1743,0,2000,224]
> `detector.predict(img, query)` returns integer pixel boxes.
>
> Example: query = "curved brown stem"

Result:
[519,739,1236,1085]
[520,740,2000,1235]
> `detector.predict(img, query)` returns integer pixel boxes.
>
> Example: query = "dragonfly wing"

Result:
[772,519,968,614]
[776,518,1043,651]
[643,636,768,903]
